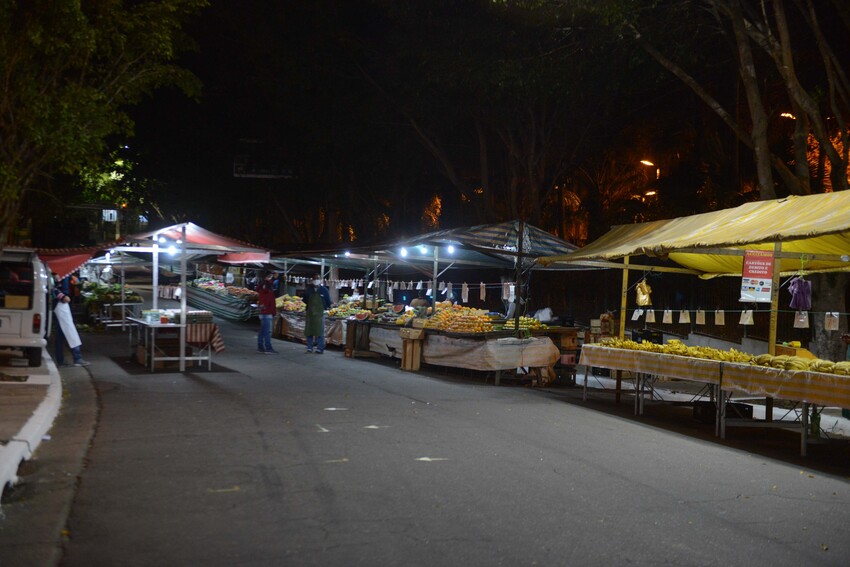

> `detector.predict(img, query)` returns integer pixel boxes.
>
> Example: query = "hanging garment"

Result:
[825,312,840,331]
[794,310,809,329]
[636,279,652,306]
[789,276,812,311]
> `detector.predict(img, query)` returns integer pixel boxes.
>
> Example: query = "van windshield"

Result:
[0,262,34,309]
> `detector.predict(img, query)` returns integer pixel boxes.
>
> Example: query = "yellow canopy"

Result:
[538,192,850,277]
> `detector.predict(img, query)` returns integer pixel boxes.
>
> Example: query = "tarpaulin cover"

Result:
[538,192,850,277]
[368,326,559,371]
[129,222,270,257]
[38,243,122,278]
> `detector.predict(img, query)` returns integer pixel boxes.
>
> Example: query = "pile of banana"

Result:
[601,337,850,376]
[751,354,850,375]
[600,338,753,363]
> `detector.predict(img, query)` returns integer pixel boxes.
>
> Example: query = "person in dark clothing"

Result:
[304,275,332,353]
[52,273,89,366]
[256,272,277,354]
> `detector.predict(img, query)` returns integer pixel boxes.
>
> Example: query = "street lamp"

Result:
[641,160,660,179]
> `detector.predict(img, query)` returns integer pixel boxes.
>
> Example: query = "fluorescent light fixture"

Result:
[158,236,166,243]
[167,245,177,255]
[418,245,427,254]
[344,251,351,257]
[447,245,455,254]
[400,247,408,257]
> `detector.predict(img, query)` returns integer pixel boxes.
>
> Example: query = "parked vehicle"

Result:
[0,248,52,367]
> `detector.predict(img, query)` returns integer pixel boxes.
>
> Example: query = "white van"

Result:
[0,248,52,367]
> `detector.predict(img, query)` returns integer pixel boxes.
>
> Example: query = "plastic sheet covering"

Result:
[422,335,559,371]
[722,363,850,408]
[277,312,345,346]
[368,327,559,370]
[580,345,721,385]
[186,286,257,321]
[368,326,404,357]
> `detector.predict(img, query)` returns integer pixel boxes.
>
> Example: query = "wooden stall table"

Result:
[128,317,224,371]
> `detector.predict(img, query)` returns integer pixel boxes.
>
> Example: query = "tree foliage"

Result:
[0,0,207,245]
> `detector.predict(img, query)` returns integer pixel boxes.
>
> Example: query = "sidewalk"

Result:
[0,351,62,503]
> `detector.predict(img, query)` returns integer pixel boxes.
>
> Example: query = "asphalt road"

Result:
[2,319,850,566]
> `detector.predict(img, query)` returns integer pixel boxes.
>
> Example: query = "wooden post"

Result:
[766,242,782,421]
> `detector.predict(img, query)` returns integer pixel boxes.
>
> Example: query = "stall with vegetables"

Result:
[275,221,592,383]
[113,223,270,370]
[538,191,850,455]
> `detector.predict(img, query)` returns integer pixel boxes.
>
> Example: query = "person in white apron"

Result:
[52,273,90,367]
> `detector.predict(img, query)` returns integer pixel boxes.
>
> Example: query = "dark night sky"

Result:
[120,1,757,248]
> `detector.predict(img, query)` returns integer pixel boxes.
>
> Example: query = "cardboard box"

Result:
[560,353,576,365]
[399,327,425,340]
[3,295,29,309]
[401,338,422,371]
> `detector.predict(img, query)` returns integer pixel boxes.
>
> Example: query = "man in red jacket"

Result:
[257,272,277,354]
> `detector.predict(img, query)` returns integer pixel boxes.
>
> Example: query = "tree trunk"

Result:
[811,272,849,362]
[728,3,776,199]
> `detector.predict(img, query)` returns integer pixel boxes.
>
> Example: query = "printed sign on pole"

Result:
[740,250,774,303]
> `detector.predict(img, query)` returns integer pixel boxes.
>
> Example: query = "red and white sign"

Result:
[740,250,774,303]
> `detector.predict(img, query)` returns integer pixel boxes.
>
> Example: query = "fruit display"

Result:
[276,294,305,312]
[82,282,144,304]
[423,306,494,333]
[600,337,753,363]
[225,286,258,300]
[750,353,850,375]
[191,278,258,301]
[192,277,225,293]
[394,311,416,326]
[501,316,548,331]
[600,337,850,376]
[326,304,369,318]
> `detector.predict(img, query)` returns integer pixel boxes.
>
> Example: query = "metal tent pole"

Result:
[179,225,187,372]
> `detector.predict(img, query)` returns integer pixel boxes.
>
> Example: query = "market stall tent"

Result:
[113,222,270,370]
[540,192,850,277]
[538,191,850,350]
[538,192,850,455]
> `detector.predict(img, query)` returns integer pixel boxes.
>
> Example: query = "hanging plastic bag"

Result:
[679,310,691,324]
[631,309,644,321]
[645,309,656,323]
[695,309,706,325]
[715,310,725,326]
[793,310,809,329]
[662,309,673,324]
[825,312,840,331]
[739,310,754,325]
[636,279,652,306]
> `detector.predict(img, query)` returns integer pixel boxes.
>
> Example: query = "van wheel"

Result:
[27,348,42,367]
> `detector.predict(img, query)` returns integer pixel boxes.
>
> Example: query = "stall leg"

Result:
[639,374,646,416]
[495,370,501,386]
[719,389,727,439]
[634,373,640,416]
[801,402,809,457]
[582,367,588,401]
[615,369,622,404]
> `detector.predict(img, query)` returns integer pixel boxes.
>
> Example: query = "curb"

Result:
[0,357,62,502]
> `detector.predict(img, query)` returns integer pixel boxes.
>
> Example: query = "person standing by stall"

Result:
[257,272,277,354]
[304,275,331,353]
[52,273,90,367]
